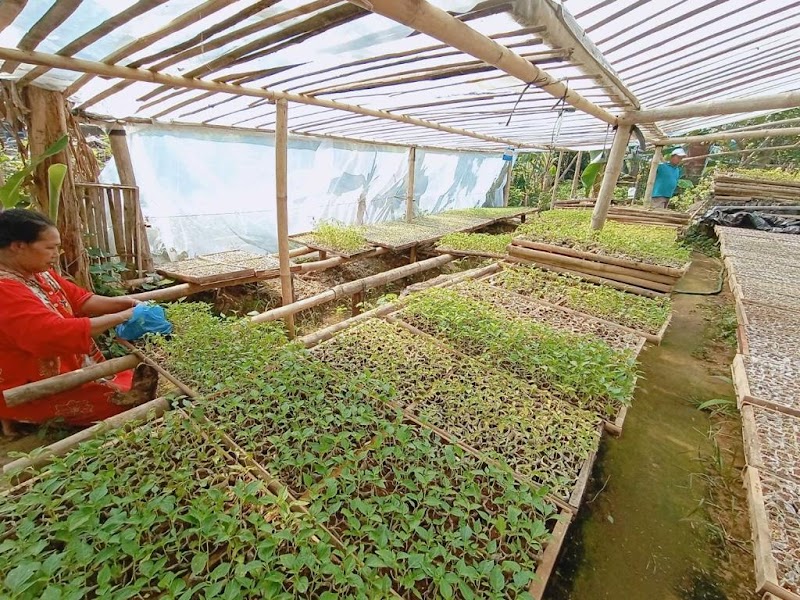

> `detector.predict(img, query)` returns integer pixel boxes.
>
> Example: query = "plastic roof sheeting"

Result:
[1,0,799,150]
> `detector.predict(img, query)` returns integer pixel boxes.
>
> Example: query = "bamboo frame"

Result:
[624,91,800,124]
[654,127,800,146]
[643,146,663,206]
[275,98,296,338]
[570,150,583,199]
[591,124,632,230]
[732,353,800,418]
[549,150,564,209]
[406,146,416,222]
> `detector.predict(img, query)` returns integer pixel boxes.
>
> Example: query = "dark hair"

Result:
[0,209,56,249]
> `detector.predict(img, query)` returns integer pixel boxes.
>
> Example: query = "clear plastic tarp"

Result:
[100,124,508,260]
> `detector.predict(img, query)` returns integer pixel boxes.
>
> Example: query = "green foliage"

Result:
[495,266,671,335]
[720,167,800,183]
[308,222,369,253]
[46,164,67,223]
[403,288,638,418]
[312,318,601,498]
[517,210,691,267]
[437,232,512,255]
[86,248,127,296]
[0,135,69,210]
[581,151,605,195]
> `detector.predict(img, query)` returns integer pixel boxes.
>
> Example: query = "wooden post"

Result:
[409,245,418,264]
[24,85,90,288]
[108,128,136,186]
[275,99,295,338]
[549,150,564,209]
[643,146,663,208]
[503,161,513,207]
[351,291,364,316]
[591,124,633,231]
[406,146,416,222]
[571,151,583,199]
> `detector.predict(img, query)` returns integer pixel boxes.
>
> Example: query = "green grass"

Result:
[307,222,369,253]
[517,210,691,267]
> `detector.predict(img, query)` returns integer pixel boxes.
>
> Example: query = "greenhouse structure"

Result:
[0,1,799,599]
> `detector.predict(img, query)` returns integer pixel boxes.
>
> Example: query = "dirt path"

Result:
[547,254,756,600]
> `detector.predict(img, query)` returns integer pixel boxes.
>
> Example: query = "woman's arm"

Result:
[89,307,135,336]
[80,295,140,317]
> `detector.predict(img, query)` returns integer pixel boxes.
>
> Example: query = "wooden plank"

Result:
[83,190,98,249]
[96,188,111,253]
[123,187,137,269]
[745,467,780,594]
[107,187,126,259]
[529,513,571,600]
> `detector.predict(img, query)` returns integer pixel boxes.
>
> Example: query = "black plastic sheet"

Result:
[700,207,800,234]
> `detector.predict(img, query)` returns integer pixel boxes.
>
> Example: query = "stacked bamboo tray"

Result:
[719,226,800,600]
[554,201,691,227]
[713,174,800,206]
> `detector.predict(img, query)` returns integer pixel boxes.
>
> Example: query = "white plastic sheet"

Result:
[100,124,507,260]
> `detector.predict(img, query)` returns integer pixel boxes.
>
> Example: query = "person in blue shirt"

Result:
[651,147,686,209]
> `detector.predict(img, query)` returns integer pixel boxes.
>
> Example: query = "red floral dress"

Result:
[0,269,133,426]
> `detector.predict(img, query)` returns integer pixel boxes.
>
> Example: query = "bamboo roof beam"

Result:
[0,46,532,148]
[685,142,800,161]
[349,0,618,126]
[0,0,26,36]
[625,92,800,124]
[654,127,800,145]
[1,0,81,73]
[721,116,800,134]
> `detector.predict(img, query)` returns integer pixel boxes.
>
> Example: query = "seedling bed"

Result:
[742,405,800,484]
[399,288,637,425]
[453,280,646,355]
[733,354,800,417]
[516,210,691,268]
[737,300,800,358]
[290,232,375,258]
[0,414,387,599]
[436,233,513,258]
[310,318,602,502]
[731,277,800,312]
[306,422,566,599]
[447,207,538,220]
[724,255,800,286]
[744,467,800,600]
[491,266,672,340]
[156,249,280,284]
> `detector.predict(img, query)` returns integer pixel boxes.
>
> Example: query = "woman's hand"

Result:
[82,295,141,316]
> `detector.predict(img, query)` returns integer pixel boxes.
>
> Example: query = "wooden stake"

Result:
[591,124,632,231]
[406,146,416,222]
[351,290,364,316]
[3,354,140,407]
[275,98,295,339]
[643,146,663,207]
[550,150,564,209]
[570,151,583,198]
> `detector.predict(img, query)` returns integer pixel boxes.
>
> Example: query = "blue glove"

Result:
[115,303,173,341]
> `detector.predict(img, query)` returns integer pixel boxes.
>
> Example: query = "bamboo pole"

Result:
[591,124,632,230]
[3,355,140,407]
[0,46,531,150]
[355,0,618,125]
[653,127,800,146]
[510,238,684,278]
[406,146,416,222]
[570,151,583,198]
[643,146,663,207]
[503,160,513,207]
[250,253,456,324]
[622,91,800,124]
[688,143,800,161]
[2,397,170,475]
[275,98,295,338]
[549,150,564,209]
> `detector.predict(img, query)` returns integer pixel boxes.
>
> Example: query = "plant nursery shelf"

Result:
[156,250,282,285]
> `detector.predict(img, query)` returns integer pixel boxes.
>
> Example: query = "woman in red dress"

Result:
[0,209,157,431]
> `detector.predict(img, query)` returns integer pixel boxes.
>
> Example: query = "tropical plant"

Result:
[0,135,69,218]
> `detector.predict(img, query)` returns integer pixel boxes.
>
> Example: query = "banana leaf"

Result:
[47,163,67,222]
[0,135,69,209]
[581,150,606,195]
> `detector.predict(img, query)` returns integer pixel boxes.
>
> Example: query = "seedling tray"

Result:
[729,275,800,313]
[744,467,800,600]
[732,354,800,418]
[156,249,280,284]
[289,231,375,258]
[742,404,800,484]
[737,299,800,358]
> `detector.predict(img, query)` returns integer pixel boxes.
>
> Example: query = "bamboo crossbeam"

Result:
[622,91,800,124]
[0,46,530,149]
[2,396,170,476]
[3,354,140,407]
[689,143,800,161]
[653,127,800,146]
[251,253,456,324]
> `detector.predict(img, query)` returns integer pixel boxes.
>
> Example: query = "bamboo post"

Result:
[503,160,513,207]
[3,354,140,407]
[275,98,295,338]
[591,124,633,230]
[406,146,416,222]
[570,151,583,199]
[108,129,136,187]
[643,146,663,208]
[550,150,564,209]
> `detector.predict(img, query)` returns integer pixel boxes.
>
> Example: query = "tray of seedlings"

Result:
[310,318,602,507]
[492,265,672,343]
[741,404,800,484]
[447,206,538,221]
[730,277,800,312]
[0,413,390,599]
[399,288,638,433]
[290,222,374,258]
[305,421,570,600]
[724,255,800,286]
[733,353,800,418]
[737,300,800,358]
[422,211,493,230]
[744,466,800,600]
[363,219,447,251]
[453,280,646,356]
[435,232,513,259]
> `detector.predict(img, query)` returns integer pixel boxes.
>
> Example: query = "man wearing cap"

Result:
[651,147,686,209]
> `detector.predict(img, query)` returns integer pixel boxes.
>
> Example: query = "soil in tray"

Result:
[748,405,800,483]
[311,318,601,500]
[0,414,386,599]
[306,423,559,599]
[741,301,800,358]
[743,353,800,413]
[757,470,800,595]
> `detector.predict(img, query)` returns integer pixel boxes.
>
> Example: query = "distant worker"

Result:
[651,147,686,209]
